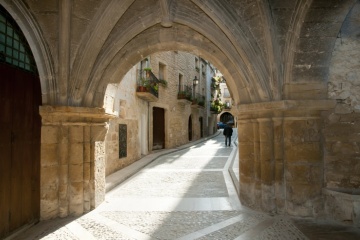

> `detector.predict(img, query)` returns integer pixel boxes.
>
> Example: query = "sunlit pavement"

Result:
[12,130,360,240]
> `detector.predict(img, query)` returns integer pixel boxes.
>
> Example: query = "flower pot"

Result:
[137,86,147,92]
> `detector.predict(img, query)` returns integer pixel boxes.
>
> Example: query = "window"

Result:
[140,58,149,70]
[0,6,37,73]
[195,57,199,72]
[179,73,183,92]
[159,62,166,80]
[224,88,230,98]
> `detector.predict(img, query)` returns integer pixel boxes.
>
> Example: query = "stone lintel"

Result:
[40,105,116,124]
[235,100,336,118]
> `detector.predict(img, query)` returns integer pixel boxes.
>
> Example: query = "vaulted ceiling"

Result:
[0,0,358,107]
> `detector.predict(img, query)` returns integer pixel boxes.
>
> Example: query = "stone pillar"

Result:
[236,100,335,217]
[252,120,261,208]
[273,117,285,214]
[238,119,256,207]
[40,106,113,220]
[258,118,275,213]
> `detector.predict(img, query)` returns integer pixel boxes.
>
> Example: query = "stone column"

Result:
[258,118,275,213]
[40,106,114,220]
[273,117,285,214]
[238,119,256,207]
[236,100,335,217]
[252,120,261,208]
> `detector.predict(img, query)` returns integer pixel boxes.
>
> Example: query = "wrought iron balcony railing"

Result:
[177,85,193,101]
[136,69,160,102]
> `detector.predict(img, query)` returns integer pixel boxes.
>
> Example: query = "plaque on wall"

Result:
[119,124,127,158]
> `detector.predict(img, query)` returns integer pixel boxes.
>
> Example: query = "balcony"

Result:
[136,69,160,102]
[177,85,193,104]
[192,93,205,108]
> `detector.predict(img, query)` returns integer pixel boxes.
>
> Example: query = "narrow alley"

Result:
[12,130,360,240]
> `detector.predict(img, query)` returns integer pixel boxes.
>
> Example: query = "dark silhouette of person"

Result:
[223,124,233,146]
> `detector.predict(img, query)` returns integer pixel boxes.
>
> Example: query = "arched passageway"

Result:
[219,112,234,126]
[1,0,359,229]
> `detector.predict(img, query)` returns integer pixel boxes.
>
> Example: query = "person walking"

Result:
[223,124,233,146]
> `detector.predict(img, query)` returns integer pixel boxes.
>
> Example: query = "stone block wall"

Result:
[324,2,360,190]
[325,0,360,192]
[328,2,360,112]
[323,112,360,190]
[105,119,140,177]
[283,117,324,217]
[321,1,360,225]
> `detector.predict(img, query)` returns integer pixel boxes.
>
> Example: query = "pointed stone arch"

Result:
[66,0,280,108]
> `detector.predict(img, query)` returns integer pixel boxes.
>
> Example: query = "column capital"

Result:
[40,105,116,125]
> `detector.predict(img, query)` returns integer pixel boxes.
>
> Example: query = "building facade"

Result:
[103,51,216,176]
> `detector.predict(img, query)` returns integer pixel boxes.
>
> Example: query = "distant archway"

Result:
[220,112,234,125]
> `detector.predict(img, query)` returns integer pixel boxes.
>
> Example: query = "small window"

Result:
[179,73,183,92]
[159,62,166,80]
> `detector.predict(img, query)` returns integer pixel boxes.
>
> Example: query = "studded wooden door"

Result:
[0,63,41,238]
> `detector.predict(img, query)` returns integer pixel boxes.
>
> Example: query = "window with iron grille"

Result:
[0,5,37,73]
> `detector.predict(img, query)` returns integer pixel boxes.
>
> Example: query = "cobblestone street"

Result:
[12,130,360,240]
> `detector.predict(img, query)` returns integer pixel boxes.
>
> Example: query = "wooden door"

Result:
[153,107,165,150]
[199,117,203,138]
[0,63,41,238]
[188,115,192,141]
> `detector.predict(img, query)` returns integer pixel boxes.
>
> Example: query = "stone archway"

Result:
[1,0,358,222]
[219,112,234,126]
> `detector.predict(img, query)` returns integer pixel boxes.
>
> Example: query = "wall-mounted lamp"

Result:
[193,76,199,86]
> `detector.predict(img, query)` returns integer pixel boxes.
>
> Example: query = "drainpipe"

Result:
[148,101,150,153]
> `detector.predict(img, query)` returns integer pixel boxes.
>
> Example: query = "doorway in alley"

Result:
[188,115,192,141]
[153,107,165,150]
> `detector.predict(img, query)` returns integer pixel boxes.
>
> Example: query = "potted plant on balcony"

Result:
[158,79,168,87]
[177,90,187,99]
[137,78,150,92]
[198,96,205,107]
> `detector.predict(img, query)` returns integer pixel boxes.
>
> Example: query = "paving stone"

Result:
[76,217,134,240]
[100,210,244,239]
[112,171,228,198]
[255,218,308,240]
